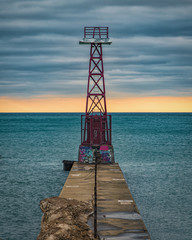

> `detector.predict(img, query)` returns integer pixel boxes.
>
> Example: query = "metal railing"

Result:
[84,27,109,39]
[81,114,112,145]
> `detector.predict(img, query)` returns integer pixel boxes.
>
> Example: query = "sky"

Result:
[0,0,192,112]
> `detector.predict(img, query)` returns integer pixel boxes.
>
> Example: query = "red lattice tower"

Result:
[79,27,112,146]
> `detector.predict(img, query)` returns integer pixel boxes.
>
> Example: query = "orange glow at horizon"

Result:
[0,96,192,112]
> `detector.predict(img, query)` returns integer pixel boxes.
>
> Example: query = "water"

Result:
[0,113,191,240]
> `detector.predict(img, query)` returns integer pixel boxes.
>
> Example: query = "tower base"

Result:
[78,145,114,164]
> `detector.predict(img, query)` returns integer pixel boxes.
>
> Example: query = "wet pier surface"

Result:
[59,162,150,239]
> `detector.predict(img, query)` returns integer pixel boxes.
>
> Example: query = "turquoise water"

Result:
[0,113,192,240]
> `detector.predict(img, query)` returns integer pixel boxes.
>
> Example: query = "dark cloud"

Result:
[0,0,192,98]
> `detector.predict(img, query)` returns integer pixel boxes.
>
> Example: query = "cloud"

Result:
[0,0,192,100]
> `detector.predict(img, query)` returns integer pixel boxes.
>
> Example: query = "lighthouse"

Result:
[78,27,114,164]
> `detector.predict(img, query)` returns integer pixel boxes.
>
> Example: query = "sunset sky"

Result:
[0,0,192,112]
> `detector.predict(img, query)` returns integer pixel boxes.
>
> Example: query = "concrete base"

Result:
[78,145,115,163]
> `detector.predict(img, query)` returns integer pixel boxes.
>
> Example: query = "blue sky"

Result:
[0,0,192,99]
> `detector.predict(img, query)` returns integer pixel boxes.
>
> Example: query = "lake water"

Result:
[0,113,191,240]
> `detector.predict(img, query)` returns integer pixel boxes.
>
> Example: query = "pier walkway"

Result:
[59,162,150,240]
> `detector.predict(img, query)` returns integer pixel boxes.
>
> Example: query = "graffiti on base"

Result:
[100,145,111,163]
[79,145,114,163]
[79,146,93,163]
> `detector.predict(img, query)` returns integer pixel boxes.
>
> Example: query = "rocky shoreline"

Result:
[37,197,96,240]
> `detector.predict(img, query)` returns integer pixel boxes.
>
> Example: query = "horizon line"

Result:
[0,111,191,114]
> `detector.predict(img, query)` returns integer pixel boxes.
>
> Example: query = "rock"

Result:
[37,197,96,240]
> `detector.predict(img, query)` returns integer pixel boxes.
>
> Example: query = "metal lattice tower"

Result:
[79,27,112,146]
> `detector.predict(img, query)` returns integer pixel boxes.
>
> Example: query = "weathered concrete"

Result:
[59,162,150,239]
[37,197,95,240]
[60,164,95,202]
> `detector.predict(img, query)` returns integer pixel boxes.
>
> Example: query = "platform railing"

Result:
[84,27,109,39]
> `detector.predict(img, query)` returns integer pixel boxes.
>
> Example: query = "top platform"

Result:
[79,27,112,45]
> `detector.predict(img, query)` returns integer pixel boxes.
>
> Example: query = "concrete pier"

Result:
[59,162,150,239]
